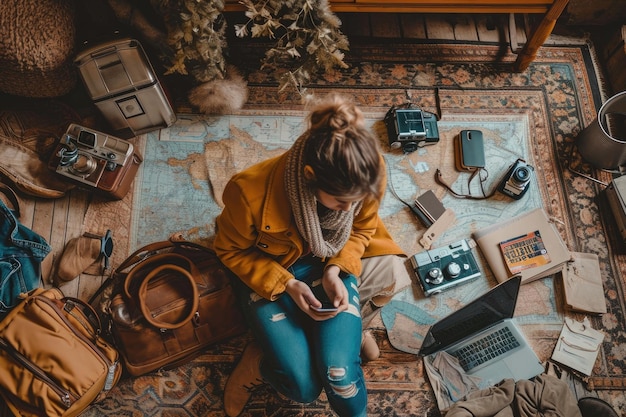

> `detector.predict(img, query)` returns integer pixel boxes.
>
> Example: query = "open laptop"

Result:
[418,275,544,387]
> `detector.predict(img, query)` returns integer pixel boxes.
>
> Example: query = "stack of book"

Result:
[472,208,571,284]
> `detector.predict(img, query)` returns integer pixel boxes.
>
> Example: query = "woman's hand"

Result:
[320,265,349,311]
[285,279,328,320]
[284,265,348,320]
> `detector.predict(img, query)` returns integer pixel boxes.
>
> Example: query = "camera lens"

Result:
[402,142,419,153]
[69,154,98,176]
[511,166,531,185]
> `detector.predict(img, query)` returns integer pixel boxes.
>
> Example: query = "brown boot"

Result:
[56,235,102,281]
[361,330,380,361]
[224,342,264,417]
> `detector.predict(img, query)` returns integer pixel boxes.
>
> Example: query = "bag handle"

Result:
[63,296,104,335]
[88,240,179,306]
[123,253,200,329]
[0,183,21,218]
[137,263,199,330]
[36,289,104,336]
[117,240,177,273]
[116,238,216,273]
[87,238,214,308]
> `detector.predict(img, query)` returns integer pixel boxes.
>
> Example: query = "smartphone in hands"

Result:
[310,302,338,314]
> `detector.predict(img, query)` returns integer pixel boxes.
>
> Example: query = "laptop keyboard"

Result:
[452,326,520,372]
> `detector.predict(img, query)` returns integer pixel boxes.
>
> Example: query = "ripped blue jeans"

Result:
[232,255,366,417]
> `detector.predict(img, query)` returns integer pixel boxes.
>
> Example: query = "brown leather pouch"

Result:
[108,240,247,376]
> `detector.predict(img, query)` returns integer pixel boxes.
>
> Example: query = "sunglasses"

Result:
[83,229,114,273]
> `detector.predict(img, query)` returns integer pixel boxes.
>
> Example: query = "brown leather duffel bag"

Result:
[0,288,122,417]
[107,240,247,376]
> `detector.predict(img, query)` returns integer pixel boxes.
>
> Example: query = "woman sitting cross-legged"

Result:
[214,94,409,417]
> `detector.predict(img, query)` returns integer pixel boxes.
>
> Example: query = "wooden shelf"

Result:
[225,0,556,14]
[224,0,570,71]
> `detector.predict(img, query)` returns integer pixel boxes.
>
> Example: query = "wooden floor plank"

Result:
[399,14,427,39]
[476,15,506,43]
[30,199,54,247]
[425,15,456,40]
[47,195,71,286]
[15,193,36,231]
[370,13,402,38]
[340,12,372,37]
[451,15,479,41]
[56,190,92,298]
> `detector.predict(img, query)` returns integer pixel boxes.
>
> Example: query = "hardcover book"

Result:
[473,208,571,284]
[499,230,550,275]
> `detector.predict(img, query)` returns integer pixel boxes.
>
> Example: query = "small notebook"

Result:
[472,208,571,284]
[562,252,607,314]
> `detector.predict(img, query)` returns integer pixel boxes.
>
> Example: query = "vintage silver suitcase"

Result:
[75,38,176,138]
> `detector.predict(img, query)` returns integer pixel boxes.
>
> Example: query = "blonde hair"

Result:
[303,95,382,199]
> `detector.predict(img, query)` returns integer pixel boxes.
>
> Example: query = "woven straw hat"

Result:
[0,0,77,97]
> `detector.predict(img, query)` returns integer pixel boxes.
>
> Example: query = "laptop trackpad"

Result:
[472,352,543,388]
[471,360,515,388]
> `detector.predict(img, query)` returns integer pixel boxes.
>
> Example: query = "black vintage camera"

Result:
[48,124,143,200]
[384,105,439,153]
[410,239,481,296]
[497,158,534,200]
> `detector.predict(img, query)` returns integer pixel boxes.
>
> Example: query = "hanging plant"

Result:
[234,0,350,94]
[116,0,349,110]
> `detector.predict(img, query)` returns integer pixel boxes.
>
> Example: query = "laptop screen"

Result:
[418,275,521,356]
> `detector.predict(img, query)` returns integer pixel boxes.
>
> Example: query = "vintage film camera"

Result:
[410,239,481,296]
[497,158,534,200]
[384,105,439,153]
[48,124,143,200]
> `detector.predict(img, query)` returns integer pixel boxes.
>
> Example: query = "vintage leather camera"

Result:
[497,158,534,200]
[48,124,143,200]
[384,105,439,153]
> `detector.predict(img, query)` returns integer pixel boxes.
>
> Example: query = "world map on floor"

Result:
[129,110,561,354]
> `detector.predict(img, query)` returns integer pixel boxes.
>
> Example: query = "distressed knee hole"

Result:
[328,366,346,380]
[269,313,287,322]
[329,381,359,399]
[327,367,359,398]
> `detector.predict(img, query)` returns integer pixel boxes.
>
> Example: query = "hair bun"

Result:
[308,94,364,134]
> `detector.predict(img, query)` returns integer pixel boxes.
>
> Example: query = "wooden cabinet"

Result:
[224,0,570,71]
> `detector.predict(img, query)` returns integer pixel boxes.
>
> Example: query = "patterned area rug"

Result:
[81,38,626,416]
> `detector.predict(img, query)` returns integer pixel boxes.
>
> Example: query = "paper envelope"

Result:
[551,317,604,376]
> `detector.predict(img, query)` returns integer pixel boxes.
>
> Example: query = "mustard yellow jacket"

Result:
[214,152,405,301]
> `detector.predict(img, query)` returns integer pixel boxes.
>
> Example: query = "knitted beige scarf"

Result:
[285,133,362,258]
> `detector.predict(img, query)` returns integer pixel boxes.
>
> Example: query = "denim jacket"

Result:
[0,195,51,317]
